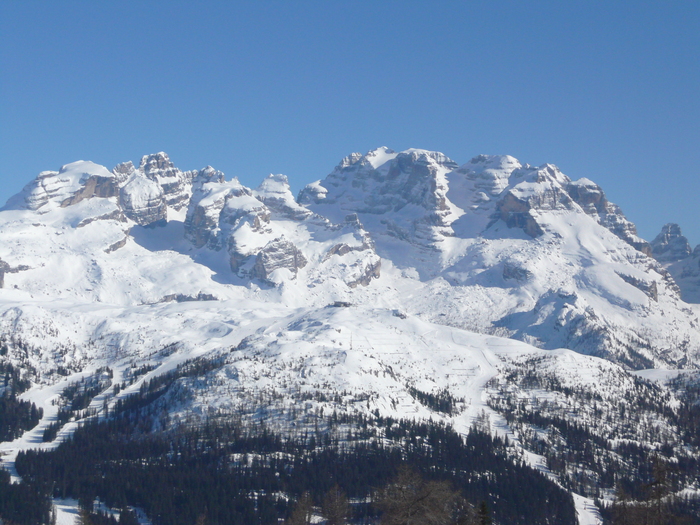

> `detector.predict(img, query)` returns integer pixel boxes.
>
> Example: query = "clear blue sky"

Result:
[1,1,698,245]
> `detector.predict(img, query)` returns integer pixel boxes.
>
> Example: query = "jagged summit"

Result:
[652,223,693,262]
[0,148,698,370]
[649,223,700,303]
[302,148,651,265]
[2,148,700,524]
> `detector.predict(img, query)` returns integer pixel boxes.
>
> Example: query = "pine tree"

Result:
[375,467,459,525]
[286,492,313,525]
[322,485,350,525]
[477,501,492,525]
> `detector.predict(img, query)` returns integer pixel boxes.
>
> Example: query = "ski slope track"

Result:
[0,148,698,524]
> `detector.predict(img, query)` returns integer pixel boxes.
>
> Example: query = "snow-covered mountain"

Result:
[1,148,699,524]
[650,223,700,303]
[2,148,698,369]
[300,149,698,368]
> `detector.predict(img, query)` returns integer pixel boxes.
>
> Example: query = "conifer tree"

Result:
[322,485,350,525]
[477,501,492,525]
[286,492,313,525]
[375,467,459,525]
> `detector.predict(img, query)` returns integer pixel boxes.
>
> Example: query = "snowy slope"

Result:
[302,149,700,368]
[0,148,699,524]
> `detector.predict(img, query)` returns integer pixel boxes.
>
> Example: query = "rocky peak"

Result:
[193,166,225,186]
[251,239,308,283]
[336,151,367,170]
[254,174,311,221]
[502,165,574,210]
[457,154,522,196]
[446,157,653,256]
[112,161,136,184]
[559,178,651,255]
[138,152,193,211]
[184,175,262,250]
[256,173,291,196]
[119,174,166,226]
[299,149,465,265]
[651,223,692,262]
[139,152,176,174]
[3,161,117,212]
[303,148,457,213]
[489,164,577,238]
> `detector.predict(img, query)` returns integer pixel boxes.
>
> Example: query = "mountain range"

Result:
[0,148,698,525]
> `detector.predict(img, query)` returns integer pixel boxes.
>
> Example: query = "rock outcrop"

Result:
[119,175,167,226]
[567,178,651,255]
[648,223,700,303]
[651,223,692,262]
[139,153,195,211]
[0,259,9,288]
[251,239,307,282]
[183,168,234,249]
[2,155,197,228]
[4,161,117,212]
[255,174,311,221]
[299,148,461,252]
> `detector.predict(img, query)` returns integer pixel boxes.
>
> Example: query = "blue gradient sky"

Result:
[1,1,698,244]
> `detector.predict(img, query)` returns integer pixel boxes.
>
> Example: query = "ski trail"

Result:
[447,333,603,525]
[0,370,95,482]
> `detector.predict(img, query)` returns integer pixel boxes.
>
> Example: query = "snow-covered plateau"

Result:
[0,149,698,524]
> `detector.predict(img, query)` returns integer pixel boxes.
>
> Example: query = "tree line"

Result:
[15,410,575,525]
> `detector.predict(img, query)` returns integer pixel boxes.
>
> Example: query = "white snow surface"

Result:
[1,147,700,524]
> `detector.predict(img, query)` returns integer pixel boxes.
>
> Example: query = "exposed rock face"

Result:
[346,259,381,288]
[502,263,532,282]
[449,159,578,239]
[495,191,545,237]
[0,258,29,289]
[251,239,307,282]
[2,155,196,228]
[182,167,382,288]
[113,161,135,181]
[60,175,120,207]
[2,151,387,293]
[104,234,129,254]
[255,174,311,221]
[113,156,214,227]
[185,174,269,257]
[486,165,649,253]
[651,223,692,262]
[321,215,381,288]
[648,223,700,303]
[76,209,127,228]
[183,167,233,249]
[445,155,522,238]
[159,292,217,303]
[4,161,117,211]
[567,178,651,255]
[299,148,460,250]
[616,272,659,301]
[139,153,195,211]
[119,175,167,226]
[0,259,9,288]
